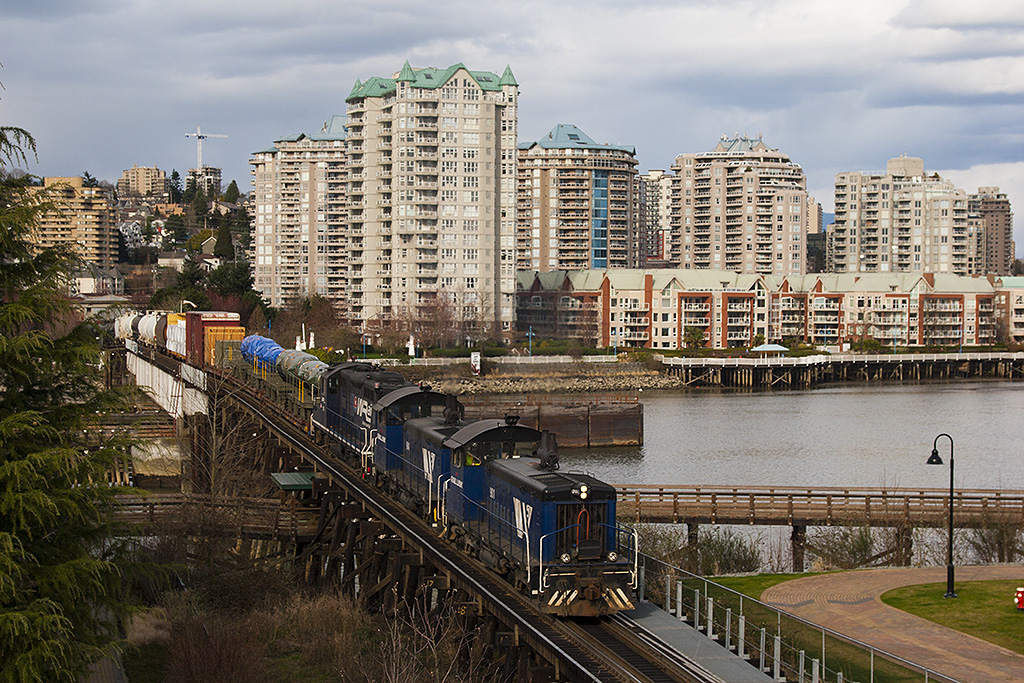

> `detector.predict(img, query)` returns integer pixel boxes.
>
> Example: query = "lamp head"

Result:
[927,448,943,466]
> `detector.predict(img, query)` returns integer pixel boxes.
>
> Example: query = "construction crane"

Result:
[184,126,227,169]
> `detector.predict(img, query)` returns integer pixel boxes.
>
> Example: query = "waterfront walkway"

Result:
[762,565,1024,683]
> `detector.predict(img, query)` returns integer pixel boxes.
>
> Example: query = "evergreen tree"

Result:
[0,127,129,681]
[213,219,234,260]
[163,214,187,249]
[182,176,196,205]
[190,186,208,217]
[169,170,183,204]
[81,170,99,187]
[222,179,239,205]
[209,261,253,297]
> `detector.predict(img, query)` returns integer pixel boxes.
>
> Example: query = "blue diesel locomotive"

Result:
[240,336,638,617]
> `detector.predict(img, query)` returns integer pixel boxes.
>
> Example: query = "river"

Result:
[561,381,1024,491]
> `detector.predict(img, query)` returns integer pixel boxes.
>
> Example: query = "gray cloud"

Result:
[2,0,1023,252]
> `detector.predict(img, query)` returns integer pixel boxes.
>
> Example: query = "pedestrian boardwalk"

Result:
[616,485,1024,528]
[762,565,1024,683]
[113,493,321,541]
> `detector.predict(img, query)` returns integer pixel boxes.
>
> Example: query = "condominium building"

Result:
[116,165,170,201]
[32,176,117,267]
[669,135,808,275]
[516,124,640,272]
[827,155,970,274]
[345,61,519,337]
[639,170,673,267]
[969,187,1014,276]
[250,116,348,308]
[518,268,1000,350]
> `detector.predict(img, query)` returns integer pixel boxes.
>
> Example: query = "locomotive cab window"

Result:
[463,439,536,465]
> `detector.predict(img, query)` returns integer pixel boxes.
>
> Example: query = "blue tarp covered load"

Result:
[241,335,284,369]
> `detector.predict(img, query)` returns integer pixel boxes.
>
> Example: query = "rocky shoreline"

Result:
[431,367,684,395]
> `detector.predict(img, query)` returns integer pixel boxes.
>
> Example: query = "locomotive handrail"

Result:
[538,521,640,591]
[448,487,535,588]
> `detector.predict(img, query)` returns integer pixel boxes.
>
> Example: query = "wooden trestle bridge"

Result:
[660,352,1024,388]
[617,484,1024,570]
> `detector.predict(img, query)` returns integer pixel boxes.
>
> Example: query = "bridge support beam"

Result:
[686,522,700,573]
[791,524,807,572]
[894,526,913,566]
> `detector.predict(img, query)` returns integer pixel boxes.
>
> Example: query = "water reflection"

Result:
[561,381,1024,491]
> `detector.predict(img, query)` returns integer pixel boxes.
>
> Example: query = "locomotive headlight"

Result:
[573,484,589,500]
[607,551,618,562]
[560,552,572,564]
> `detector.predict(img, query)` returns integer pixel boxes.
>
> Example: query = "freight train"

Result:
[116,316,638,617]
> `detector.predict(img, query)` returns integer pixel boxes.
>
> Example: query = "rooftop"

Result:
[519,124,635,155]
[346,62,515,103]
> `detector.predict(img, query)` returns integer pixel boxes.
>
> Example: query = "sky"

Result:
[2,0,1023,252]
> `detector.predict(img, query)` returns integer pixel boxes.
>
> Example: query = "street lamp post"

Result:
[526,325,535,357]
[927,433,957,598]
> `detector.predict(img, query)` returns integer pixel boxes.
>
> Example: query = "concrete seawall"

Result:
[460,396,644,448]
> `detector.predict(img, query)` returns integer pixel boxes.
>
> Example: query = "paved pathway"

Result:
[761,565,1024,683]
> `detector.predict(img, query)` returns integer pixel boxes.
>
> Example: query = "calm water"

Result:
[561,381,1024,491]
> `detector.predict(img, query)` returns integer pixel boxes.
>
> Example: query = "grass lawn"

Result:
[882,579,1024,655]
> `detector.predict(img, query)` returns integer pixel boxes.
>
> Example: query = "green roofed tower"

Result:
[517,124,640,272]
[344,62,520,339]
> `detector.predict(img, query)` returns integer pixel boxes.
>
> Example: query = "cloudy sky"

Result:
[3,0,1023,250]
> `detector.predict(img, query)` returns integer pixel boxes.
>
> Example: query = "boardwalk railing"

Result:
[617,484,1024,528]
[658,351,1024,368]
[112,493,320,541]
[639,554,961,683]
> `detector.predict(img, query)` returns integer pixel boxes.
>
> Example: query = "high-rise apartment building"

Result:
[344,61,519,336]
[516,124,639,272]
[827,156,970,274]
[116,165,170,200]
[968,187,1014,275]
[639,170,673,267]
[32,176,117,267]
[250,116,348,308]
[669,135,808,275]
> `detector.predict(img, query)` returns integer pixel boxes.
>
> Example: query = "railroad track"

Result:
[560,615,726,683]
[218,367,727,683]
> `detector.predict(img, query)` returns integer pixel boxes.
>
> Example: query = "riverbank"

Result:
[428,363,685,395]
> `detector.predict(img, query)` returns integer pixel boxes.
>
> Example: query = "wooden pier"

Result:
[660,351,1024,388]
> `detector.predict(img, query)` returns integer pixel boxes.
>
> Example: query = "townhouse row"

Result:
[518,269,1024,350]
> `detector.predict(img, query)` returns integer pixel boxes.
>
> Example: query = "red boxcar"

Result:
[185,311,241,366]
